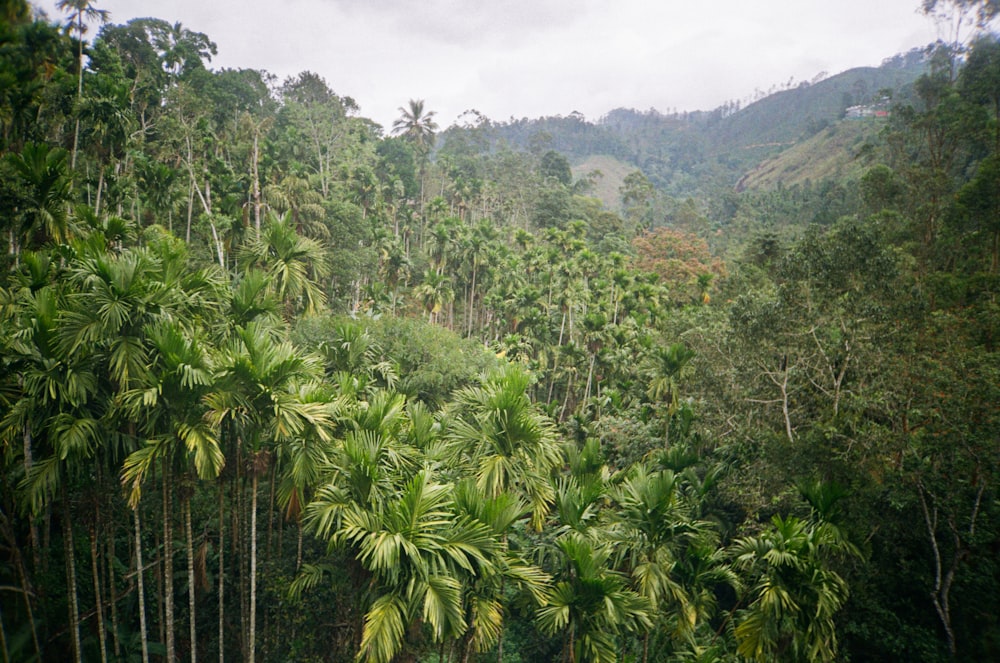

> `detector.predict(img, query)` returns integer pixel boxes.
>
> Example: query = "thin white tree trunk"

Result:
[249,472,259,663]
[95,167,105,218]
[252,130,262,235]
[62,495,82,663]
[163,461,176,663]
[296,519,303,571]
[91,526,108,663]
[70,13,82,169]
[219,483,225,663]
[133,507,150,663]
[585,354,596,402]
[107,530,121,659]
[186,497,197,663]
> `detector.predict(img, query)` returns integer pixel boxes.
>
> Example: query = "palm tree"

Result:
[450,481,550,663]
[391,99,438,152]
[730,514,857,663]
[56,0,109,169]
[241,212,329,320]
[76,77,135,215]
[644,342,696,446]
[446,364,563,529]
[335,470,496,663]
[6,142,72,250]
[301,391,416,527]
[537,533,652,663]
[413,269,454,324]
[58,235,223,663]
[610,465,703,663]
[206,321,333,663]
[119,321,224,663]
[58,243,171,663]
[3,273,99,663]
[392,99,438,207]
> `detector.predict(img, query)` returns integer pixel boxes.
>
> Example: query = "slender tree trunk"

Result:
[91,525,108,663]
[560,373,575,422]
[22,426,41,576]
[585,354,596,402]
[219,482,225,663]
[277,506,283,565]
[186,496,198,663]
[107,528,121,659]
[266,468,276,559]
[547,353,560,405]
[42,505,51,574]
[296,518,303,571]
[156,524,165,651]
[236,452,249,659]
[62,491,83,663]
[187,186,195,243]
[95,167,105,218]
[0,508,41,661]
[70,13,82,170]
[0,604,8,663]
[237,470,248,660]
[919,488,957,657]
[163,460,176,663]
[252,130,262,235]
[134,506,151,663]
[249,471,259,663]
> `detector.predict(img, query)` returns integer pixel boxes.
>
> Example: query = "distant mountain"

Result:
[704,49,927,155]
[439,47,928,200]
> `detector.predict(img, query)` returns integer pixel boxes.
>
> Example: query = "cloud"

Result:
[32,0,939,128]
[329,0,592,46]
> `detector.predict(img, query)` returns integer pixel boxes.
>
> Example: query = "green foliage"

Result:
[2,9,999,663]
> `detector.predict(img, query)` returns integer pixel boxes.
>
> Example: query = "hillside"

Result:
[735,118,885,191]
[571,154,635,211]
[708,50,926,154]
[443,47,927,199]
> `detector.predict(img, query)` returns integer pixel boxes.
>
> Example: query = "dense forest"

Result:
[1,0,999,661]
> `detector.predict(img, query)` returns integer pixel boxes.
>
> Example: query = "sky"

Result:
[31,0,943,131]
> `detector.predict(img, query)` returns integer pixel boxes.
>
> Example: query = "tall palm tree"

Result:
[334,469,497,663]
[241,212,330,320]
[413,269,453,324]
[6,142,72,249]
[206,321,332,663]
[392,99,438,207]
[58,235,222,663]
[391,99,438,152]
[644,342,696,446]
[451,481,550,662]
[446,364,563,529]
[730,514,857,663]
[537,533,652,663]
[610,465,703,663]
[3,274,99,663]
[56,0,109,169]
[120,321,224,663]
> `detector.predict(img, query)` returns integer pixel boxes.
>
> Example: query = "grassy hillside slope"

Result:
[735,118,885,191]
[572,154,635,211]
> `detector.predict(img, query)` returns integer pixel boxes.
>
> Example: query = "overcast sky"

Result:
[31,0,942,130]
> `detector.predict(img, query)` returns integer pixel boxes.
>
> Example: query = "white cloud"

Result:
[32,0,939,128]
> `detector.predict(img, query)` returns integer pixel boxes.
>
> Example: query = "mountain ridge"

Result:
[439,46,929,200]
